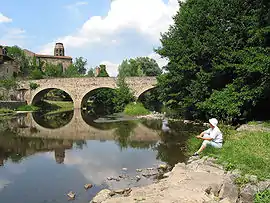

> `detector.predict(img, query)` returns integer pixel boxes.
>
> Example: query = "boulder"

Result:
[239,184,258,203]
[257,180,270,191]
[90,189,111,203]
[219,177,239,203]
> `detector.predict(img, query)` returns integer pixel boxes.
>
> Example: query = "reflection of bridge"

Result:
[18,77,157,109]
[18,110,161,142]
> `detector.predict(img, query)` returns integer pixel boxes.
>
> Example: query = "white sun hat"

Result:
[209,118,218,127]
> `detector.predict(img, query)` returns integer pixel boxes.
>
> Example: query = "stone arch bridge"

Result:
[18,77,157,109]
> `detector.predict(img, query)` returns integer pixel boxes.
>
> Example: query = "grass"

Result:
[0,108,15,114]
[16,105,40,111]
[254,190,270,203]
[187,124,270,180]
[42,100,74,114]
[124,102,150,116]
[248,120,270,128]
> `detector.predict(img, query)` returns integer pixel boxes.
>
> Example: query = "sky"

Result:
[0,0,179,76]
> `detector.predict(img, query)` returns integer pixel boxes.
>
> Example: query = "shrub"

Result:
[124,103,150,116]
[29,82,40,90]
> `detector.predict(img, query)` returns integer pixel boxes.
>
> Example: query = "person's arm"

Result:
[196,129,210,138]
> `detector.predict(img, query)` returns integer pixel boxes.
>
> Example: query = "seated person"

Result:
[193,118,223,156]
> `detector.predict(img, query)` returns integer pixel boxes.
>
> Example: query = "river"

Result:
[0,109,204,203]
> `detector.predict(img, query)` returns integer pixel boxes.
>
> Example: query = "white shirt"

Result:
[204,127,223,143]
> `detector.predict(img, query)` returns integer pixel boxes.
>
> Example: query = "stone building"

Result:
[0,45,20,78]
[24,43,72,72]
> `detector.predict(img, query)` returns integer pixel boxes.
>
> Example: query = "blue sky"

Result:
[0,0,178,76]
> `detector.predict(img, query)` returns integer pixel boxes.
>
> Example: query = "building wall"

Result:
[0,61,19,79]
[38,57,72,72]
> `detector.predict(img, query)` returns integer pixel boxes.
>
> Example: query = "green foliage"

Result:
[113,76,135,112]
[0,108,15,114]
[64,64,80,78]
[156,0,270,122]
[43,63,63,78]
[6,46,30,77]
[29,82,40,90]
[118,57,162,77]
[97,64,109,77]
[254,190,270,203]
[124,103,150,116]
[0,78,18,90]
[30,68,43,79]
[74,57,87,75]
[234,176,249,187]
[86,88,116,115]
[16,105,39,111]
[87,68,95,77]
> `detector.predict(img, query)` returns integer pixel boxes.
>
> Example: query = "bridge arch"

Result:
[29,86,75,107]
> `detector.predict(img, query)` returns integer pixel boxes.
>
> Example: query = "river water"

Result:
[0,110,203,203]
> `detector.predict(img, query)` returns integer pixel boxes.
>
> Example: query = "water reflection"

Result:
[0,110,204,203]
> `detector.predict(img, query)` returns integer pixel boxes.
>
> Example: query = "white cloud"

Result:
[0,13,12,23]
[0,27,27,47]
[39,0,179,53]
[148,52,169,69]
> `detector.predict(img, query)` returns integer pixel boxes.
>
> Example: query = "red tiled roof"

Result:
[35,54,72,59]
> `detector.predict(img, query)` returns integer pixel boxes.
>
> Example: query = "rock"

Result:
[239,184,258,203]
[134,196,146,201]
[90,189,111,203]
[163,171,171,178]
[147,167,154,170]
[219,177,239,203]
[136,169,142,172]
[257,180,270,191]
[107,177,113,181]
[122,168,128,171]
[205,183,221,197]
[67,191,76,199]
[135,175,141,181]
[115,189,125,194]
[84,184,93,189]
[158,164,168,170]
[228,169,242,180]
[244,174,258,184]
[219,198,232,203]
[109,191,116,197]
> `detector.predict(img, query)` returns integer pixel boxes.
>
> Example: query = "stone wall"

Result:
[0,61,19,78]
[0,101,26,109]
[38,57,72,71]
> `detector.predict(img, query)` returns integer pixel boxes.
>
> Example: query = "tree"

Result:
[87,68,95,77]
[118,57,162,77]
[113,76,135,112]
[63,64,80,78]
[74,57,87,75]
[6,46,30,77]
[97,64,109,77]
[43,63,63,78]
[156,0,270,122]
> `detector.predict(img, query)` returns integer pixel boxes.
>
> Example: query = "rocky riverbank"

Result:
[90,156,269,203]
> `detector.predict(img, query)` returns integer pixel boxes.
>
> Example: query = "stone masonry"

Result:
[18,77,157,109]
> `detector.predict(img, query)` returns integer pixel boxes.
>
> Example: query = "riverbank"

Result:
[91,156,269,203]
[90,122,270,203]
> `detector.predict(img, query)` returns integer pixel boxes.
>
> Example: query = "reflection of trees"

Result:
[141,119,162,130]
[32,111,73,129]
[81,111,118,130]
[154,121,205,166]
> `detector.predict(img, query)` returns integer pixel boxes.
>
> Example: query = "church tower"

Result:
[54,43,65,56]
